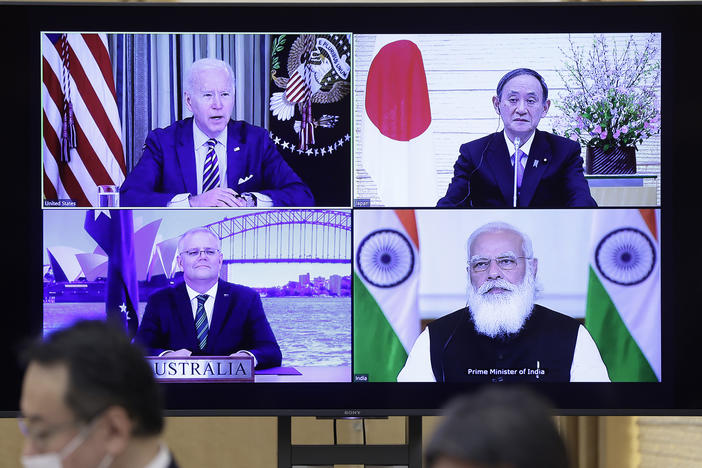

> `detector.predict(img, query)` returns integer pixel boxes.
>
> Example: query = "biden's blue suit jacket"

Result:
[120,118,314,207]
[135,279,282,369]
[437,129,597,208]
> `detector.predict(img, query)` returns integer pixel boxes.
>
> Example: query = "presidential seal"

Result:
[269,34,351,156]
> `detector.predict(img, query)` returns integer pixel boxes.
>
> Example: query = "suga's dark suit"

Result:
[135,279,282,369]
[437,130,597,207]
[120,118,314,207]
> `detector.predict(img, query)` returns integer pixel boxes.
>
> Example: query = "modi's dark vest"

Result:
[428,305,580,382]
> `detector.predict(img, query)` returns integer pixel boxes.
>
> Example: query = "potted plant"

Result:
[553,34,661,174]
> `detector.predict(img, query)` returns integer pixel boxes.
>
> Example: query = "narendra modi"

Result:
[397,222,610,382]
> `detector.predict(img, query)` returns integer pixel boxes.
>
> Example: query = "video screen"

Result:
[42,209,352,383]
[353,33,661,208]
[19,0,689,413]
[41,32,351,209]
[353,209,661,384]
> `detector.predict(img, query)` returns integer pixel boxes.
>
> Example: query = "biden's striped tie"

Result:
[202,139,220,193]
[195,294,209,350]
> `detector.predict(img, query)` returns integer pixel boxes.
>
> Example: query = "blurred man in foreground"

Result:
[19,320,178,468]
[426,387,569,468]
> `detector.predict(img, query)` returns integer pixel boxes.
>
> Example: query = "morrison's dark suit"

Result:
[437,130,597,207]
[134,279,282,369]
[120,118,314,207]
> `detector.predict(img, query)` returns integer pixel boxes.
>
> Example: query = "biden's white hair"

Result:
[184,58,235,95]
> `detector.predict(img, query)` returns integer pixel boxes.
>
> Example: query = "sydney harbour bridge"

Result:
[45,209,351,286]
[205,209,351,265]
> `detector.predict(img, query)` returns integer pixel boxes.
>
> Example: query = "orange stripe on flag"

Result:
[639,209,657,242]
[394,210,419,249]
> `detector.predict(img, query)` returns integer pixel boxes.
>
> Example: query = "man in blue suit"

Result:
[120,58,314,207]
[437,68,596,208]
[135,227,282,369]
[20,320,181,468]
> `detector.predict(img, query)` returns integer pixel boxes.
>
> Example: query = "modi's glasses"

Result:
[467,255,530,273]
[182,248,220,258]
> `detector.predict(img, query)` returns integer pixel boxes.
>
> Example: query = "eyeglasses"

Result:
[18,418,79,452]
[467,255,530,273]
[182,248,220,258]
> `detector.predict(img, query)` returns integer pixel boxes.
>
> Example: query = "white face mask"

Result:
[20,424,114,468]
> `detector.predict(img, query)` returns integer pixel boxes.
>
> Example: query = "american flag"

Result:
[42,33,126,207]
[286,65,315,150]
[284,68,311,104]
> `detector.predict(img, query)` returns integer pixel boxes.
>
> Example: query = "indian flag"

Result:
[585,209,661,382]
[354,210,421,382]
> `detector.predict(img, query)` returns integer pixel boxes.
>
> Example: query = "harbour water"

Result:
[42,296,351,367]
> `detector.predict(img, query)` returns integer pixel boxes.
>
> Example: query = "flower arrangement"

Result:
[552,34,661,152]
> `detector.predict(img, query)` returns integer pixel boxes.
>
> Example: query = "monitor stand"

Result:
[277,416,422,467]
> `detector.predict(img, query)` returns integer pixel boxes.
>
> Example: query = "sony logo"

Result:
[344,409,361,416]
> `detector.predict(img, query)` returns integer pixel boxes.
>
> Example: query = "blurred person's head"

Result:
[19,320,164,468]
[426,387,569,468]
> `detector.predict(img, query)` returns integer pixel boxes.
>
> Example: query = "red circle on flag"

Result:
[365,40,432,142]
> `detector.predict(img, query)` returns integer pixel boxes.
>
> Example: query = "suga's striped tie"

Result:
[202,139,220,193]
[195,294,209,350]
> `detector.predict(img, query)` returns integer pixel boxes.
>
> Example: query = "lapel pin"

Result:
[533,160,539,168]
[233,146,240,152]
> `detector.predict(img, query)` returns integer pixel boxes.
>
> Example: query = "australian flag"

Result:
[84,210,139,337]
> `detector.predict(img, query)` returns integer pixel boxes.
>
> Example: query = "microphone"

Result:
[512,136,521,208]
[450,131,499,208]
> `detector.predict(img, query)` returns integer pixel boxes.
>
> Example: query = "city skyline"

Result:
[226,264,350,290]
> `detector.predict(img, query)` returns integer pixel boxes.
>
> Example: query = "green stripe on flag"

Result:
[353,274,408,382]
[586,267,657,382]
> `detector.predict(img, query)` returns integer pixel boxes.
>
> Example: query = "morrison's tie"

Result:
[202,138,220,193]
[512,149,527,188]
[195,294,209,350]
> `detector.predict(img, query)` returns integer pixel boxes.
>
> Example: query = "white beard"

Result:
[466,272,537,339]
